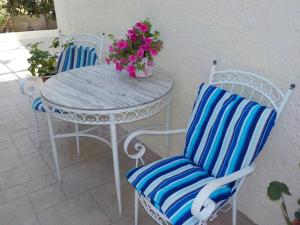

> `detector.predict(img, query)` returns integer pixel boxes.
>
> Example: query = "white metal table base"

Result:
[46,107,171,215]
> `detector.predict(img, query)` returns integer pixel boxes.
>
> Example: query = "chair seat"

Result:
[32,97,46,112]
[127,155,232,225]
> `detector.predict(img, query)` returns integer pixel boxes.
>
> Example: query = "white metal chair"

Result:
[20,32,105,149]
[124,60,295,225]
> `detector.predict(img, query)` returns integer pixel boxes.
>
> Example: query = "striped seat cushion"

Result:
[184,83,277,178]
[32,96,46,112]
[127,156,232,225]
[57,45,98,73]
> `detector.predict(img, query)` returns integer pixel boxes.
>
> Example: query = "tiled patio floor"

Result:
[0,31,256,225]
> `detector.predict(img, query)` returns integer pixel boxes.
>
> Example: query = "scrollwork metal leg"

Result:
[110,123,122,214]
[135,191,139,225]
[47,113,61,181]
[165,104,171,156]
[232,197,237,225]
[33,111,39,148]
[75,123,80,157]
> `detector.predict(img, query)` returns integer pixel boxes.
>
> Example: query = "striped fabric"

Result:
[184,84,277,178]
[127,83,277,225]
[127,156,232,225]
[57,45,98,73]
[32,97,46,112]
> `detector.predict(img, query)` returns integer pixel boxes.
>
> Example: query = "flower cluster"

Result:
[106,19,163,77]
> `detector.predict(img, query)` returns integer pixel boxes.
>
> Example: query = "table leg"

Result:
[75,123,80,157]
[47,113,61,181]
[110,123,122,214]
[165,104,171,156]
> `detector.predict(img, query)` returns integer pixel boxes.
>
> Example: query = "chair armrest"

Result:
[124,129,187,161]
[19,77,43,98]
[191,166,255,221]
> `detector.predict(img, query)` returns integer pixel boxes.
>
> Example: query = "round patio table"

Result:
[40,65,173,214]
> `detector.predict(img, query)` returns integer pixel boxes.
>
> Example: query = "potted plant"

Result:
[106,18,163,78]
[267,163,300,225]
[27,37,62,81]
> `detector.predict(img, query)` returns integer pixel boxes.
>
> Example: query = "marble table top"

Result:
[41,65,173,111]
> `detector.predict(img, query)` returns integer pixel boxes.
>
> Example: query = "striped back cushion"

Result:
[57,45,98,73]
[184,83,277,178]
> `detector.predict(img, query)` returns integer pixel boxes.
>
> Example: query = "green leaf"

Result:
[267,181,291,200]
[295,210,300,219]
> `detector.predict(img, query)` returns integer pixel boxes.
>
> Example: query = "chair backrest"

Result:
[184,61,295,178]
[209,60,294,120]
[56,45,99,73]
[59,32,105,63]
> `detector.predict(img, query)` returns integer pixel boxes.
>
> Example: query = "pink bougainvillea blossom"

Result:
[136,49,145,58]
[129,55,138,63]
[147,60,154,66]
[127,65,136,77]
[117,40,128,50]
[143,37,152,45]
[109,45,114,53]
[115,62,123,71]
[150,49,158,57]
[120,58,127,64]
[141,44,150,51]
[105,57,111,64]
[137,23,148,33]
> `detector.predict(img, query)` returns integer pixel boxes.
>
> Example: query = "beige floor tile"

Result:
[0,110,24,126]
[13,135,37,155]
[0,197,38,225]
[89,178,134,222]
[59,158,113,198]
[0,148,23,173]
[23,152,50,179]
[30,184,66,213]
[0,166,31,189]
[2,184,28,201]
[24,173,57,193]
[38,193,110,225]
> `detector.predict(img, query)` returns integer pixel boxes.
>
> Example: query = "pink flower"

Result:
[128,29,138,41]
[120,58,127,64]
[115,62,123,71]
[127,65,136,77]
[128,29,135,36]
[105,57,111,65]
[143,37,152,45]
[109,45,114,53]
[147,60,154,66]
[117,40,128,50]
[137,23,148,33]
[141,44,150,51]
[135,22,142,28]
[136,48,145,58]
[150,49,158,57]
[129,55,137,63]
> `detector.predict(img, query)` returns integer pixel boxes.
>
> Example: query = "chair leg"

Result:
[33,110,40,148]
[135,191,139,225]
[232,197,237,225]
[75,123,80,157]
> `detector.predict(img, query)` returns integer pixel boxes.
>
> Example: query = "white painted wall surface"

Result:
[53,1,300,224]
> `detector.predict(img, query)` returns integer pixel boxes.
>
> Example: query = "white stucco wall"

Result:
[53,1,300,224]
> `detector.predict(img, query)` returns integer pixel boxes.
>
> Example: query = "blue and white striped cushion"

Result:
[32,96,45,112]
[127,156,232,225]
[184,84,277,178]
[57,45,98,73]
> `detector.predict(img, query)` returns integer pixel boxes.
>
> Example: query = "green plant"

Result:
[27,37,59,77]
[0,1,9,26]
[4,0,55,18]
[267,164,300,225]
[27,37,73,77]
